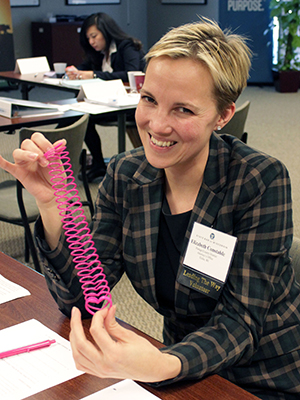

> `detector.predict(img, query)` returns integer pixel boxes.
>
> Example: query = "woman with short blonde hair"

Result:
[146,19,252,113]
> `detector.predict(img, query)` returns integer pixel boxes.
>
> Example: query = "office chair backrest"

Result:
[19,113,89,176]
[290,236,300,283]
[218,100,250,143]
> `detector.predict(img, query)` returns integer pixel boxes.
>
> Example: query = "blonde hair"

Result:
[146,18,252,114]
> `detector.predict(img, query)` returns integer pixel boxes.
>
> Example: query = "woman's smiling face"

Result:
[135,56,224,175]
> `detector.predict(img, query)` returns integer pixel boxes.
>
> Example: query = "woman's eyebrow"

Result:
[140,88,153,96]
[140,89,200,112]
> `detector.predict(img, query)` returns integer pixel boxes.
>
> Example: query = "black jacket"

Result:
[78,39,145,82]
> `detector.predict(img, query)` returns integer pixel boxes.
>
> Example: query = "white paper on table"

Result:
[77,79,140,107]
[0,319,83,400]
[14,56,50,75]
[85,93,140,107]
[80,379,162,399]
[61,78,98,88]
[42,77,62,86]
[68,101,122,115]
[42,78,96,88]
[77,79,125,102]
[0,273,30,304]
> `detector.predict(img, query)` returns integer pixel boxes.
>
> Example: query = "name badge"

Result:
[178,223,237,300]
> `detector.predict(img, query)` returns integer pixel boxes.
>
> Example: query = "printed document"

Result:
[0,319,83,400]
[0,273,30,305]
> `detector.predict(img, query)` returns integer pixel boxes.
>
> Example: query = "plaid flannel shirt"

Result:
[37,133,300,400]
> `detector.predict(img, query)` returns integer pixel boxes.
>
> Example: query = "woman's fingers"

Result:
[65,66,79,80]
[12,148,42,165]
[21,132,53,154]
[0,133,67,200]
[19,134,66,167]
[91,305,126,347]
[0,132,48,173]
[70,307,87,342]
[0,154,16,174]
[17,133,51,167]
[70,307,106,375]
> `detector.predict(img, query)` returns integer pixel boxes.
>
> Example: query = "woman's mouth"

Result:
[150,135,176,148]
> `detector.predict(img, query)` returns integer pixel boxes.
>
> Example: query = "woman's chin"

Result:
[144,150,173,170]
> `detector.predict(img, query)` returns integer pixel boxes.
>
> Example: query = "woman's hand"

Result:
[70,306,181,383]
[0,132,62,204]
[65,66,93,80]
[0,132,64,248]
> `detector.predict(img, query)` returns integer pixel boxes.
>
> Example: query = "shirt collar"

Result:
[102,40,117,56]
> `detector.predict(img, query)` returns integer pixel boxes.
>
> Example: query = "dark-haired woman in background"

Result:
[66,13,145,182]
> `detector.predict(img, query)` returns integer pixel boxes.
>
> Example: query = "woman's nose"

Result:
[149,110,172,134]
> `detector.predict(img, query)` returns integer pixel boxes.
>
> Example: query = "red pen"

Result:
[0,339,56,359]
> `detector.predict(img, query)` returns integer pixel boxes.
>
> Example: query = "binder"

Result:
[0,97,62,118]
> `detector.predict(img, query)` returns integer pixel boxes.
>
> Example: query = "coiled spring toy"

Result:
[44,142,112,315]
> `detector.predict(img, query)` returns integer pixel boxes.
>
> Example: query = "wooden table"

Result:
[0,252,259,400]
[0,71,79,100]
[0,104,129,153]
[0,71,83,133]
[0,104,130,154]
[0,71,135,153]
[0,110,83,134]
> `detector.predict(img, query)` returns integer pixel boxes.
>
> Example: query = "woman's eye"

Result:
[178,107,194,114]
[141,95,155,104]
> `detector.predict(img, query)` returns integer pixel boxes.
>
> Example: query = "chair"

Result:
[0,113,93,273]
[124,121,142,148]
[19,113,94,217]
[218,100,250,143]
[290,236,300,283]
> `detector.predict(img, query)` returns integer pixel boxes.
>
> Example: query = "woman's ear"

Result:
[215,103,236,130]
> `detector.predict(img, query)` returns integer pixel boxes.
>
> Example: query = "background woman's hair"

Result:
[80,12,143,67]
[146,18,252,114]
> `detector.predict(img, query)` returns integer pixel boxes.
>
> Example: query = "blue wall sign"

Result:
[219,0,273,84]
